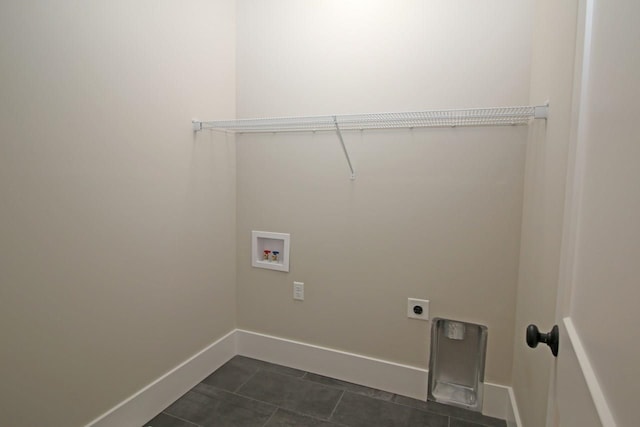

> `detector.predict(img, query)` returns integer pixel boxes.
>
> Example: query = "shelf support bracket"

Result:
[334,117,356,180]
[534,103,549,119]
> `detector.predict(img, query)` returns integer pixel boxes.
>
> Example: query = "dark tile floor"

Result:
[143,356,506,427]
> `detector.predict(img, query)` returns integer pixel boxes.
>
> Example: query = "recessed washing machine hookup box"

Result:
[251,231,290,272]
[428,318,488,412]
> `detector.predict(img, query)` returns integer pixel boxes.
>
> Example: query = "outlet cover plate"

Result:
[408,298,429,320]
[293,281,304,301]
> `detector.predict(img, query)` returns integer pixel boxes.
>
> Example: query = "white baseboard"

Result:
[85,328,520,426]
[506,386,524,427]
[236,329,429,401]
[85,329,236,427]
[563,317,615,427]
[236,329,516,422]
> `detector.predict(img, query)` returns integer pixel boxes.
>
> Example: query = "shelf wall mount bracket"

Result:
[333,116,356,180]
[534,103,549,119]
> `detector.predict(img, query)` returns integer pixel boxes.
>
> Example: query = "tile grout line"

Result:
[159,411,202,427]
[233,367,261,393]
[191,381,282,419]
[230,368,349,424]
[215,385,280,412]
[300,372,394,402]
[327,390,346,422]
[211,386,280,411]
[260,407,278,427]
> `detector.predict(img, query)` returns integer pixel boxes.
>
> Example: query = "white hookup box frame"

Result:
[251,231,290,272]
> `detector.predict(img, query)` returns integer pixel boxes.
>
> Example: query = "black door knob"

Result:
[526,324,559,357]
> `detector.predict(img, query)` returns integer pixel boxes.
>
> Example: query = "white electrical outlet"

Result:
[407,298,429,320]
[293,281,304,301]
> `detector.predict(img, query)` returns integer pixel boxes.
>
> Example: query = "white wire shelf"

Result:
[192,105,548,133]
[192,104,548,180]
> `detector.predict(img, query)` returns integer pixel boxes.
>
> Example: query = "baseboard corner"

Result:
[85,329,236,427]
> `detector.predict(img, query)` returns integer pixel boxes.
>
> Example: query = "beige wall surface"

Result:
[236,129,526,384]
[236,0,533,384]
[0,2,236,426]
[510,1,579,426]
[237,0,534,118]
